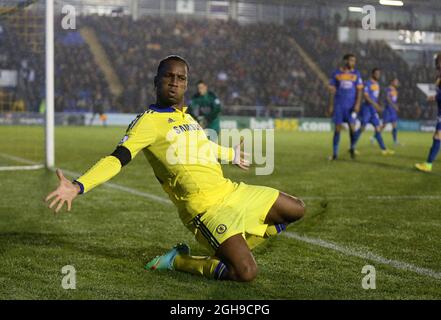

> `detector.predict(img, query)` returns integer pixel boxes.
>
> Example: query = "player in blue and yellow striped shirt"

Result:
[45,55,305,282]
[352,68,394,155]
[327,53,364,160]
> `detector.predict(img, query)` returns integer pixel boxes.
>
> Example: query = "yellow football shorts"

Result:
[186,182,280,253]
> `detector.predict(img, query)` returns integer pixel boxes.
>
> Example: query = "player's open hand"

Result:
[233,138,250,171]
[45,169,80,213]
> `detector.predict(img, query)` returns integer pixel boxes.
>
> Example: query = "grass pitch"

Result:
[0,125,440,299]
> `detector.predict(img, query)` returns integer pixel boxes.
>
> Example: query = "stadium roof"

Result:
[235,0,441,10]
[2,0,440,13]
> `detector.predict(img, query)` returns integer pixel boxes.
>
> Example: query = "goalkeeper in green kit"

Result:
[189,80,221,138]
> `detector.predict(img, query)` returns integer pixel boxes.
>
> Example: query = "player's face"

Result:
[197,83,208,96]
[373,70,381,81]
[346,57,356,69]
[392,79,400,88]
[155,60,188,106]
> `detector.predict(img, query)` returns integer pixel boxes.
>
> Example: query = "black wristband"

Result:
[72,180,84,195]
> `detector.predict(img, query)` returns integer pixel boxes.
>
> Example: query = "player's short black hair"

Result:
[343,53,355,61]
[197,80,206,86]
[371,67,381,74]
[157,55,189,74]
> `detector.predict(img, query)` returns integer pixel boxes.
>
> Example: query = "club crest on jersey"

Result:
[216,224,227,234]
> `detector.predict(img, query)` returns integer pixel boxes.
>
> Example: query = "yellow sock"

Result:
[246,235,266,250]
[173,255,228,280]
[266,224,286,236]
[246,224,287,250]
[265,225,278,237]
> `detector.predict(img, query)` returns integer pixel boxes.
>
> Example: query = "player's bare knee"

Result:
[295,197,306,218]
[235,263,258,282]
[287,195,306,221]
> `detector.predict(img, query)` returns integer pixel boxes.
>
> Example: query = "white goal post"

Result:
[45,0,54,169]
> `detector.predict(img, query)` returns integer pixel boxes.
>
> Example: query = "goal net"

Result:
[0,0,47,171]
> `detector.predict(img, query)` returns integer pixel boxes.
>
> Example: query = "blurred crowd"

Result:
[84,15,324,115]
[0,15,108,113]
[0,14,439,119]
[0,19,42,112]
[54,23,109,113]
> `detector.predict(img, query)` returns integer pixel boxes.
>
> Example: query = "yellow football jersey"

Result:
[76,105,236,224]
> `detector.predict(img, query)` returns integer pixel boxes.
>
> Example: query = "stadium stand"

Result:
[0,14,42,112]
[0,13,108,113]
[0,13,437,119]
[55,22,109,113]
[83,15,326,115]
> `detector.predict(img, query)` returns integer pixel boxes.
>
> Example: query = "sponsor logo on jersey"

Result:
[173,123,203,134]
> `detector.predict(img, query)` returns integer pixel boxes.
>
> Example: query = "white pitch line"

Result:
[2,152,441,201]
[302,195,441,201]
[367,195,441,200]
[284,232,441,280]
[0,152,172,204]
[2,152,440,280]
[0,153,43,165]
[0,153,45,171]
[0,164,45,171]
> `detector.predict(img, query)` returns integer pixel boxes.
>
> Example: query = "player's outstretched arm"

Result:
[207,139,249,170]
[233,139,250,171]
[44,112,156,214]
[45,169,80,213]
